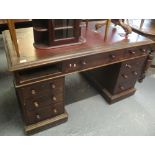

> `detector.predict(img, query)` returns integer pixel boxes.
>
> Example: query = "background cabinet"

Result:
[32,19,81,48]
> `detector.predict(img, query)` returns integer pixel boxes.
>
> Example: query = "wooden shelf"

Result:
[54,26,73,30]
[54,37,75,42]
[33,27,48,32]
[17,63,62,83]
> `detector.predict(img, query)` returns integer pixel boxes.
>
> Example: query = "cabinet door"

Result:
[50,19,81,46]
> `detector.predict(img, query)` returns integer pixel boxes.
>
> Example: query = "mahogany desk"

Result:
[2,23,155,134]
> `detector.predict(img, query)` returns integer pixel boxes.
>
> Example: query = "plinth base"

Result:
[25,111,68,135]
[101,88,136,104]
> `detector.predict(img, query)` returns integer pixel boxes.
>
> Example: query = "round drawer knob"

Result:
[36,114,40,119]
[110,54,116,59]
[53,108,57,114]
[52,96,57,101]
[133,71,138,75]
[141,49,146,53]
[31,89,36,95]
[122,74,128,79]
[129,50,135,54]
[52,84,56,89]
[125,64,132,69]
[73,64,77,67]
[34,101,39,108]
[82,61,87,65]
[120,86,125,90]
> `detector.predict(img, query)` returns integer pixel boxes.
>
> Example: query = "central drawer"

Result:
[62,46,147,73]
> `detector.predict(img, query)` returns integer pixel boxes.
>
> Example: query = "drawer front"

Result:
[24,92,64,111]
[81,48,145,70]
[113,56,147,94]
[81,53,109,69]
[113,78,137,94]
[25,103,64,125]
[20,77,64,100]
[62,47,147,74]
[118,65,143,82]
[124,46,147,59]
[120,56,146,73]
[118,56,147,82]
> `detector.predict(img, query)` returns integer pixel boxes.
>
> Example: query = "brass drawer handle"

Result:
[122,74,128,79]
[129,50,135,54]
[34,101,39,108]
[125,64,132,69]
[141,49,146,53]
[53,108,58,114]
[51,84,56,89]
[133,71,138,76]
[69,63,77,68]
[52,96,57,101]
[82,61,87,65]
[110,54,116,59]
[31,89,36,95]
[73,63,77,67]
[36,114,40,119]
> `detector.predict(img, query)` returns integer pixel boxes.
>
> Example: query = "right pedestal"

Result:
[82,56,147,104]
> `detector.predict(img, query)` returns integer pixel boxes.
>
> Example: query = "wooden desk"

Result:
[2,22,155,134]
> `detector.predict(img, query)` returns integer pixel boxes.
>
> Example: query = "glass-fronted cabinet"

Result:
[32,19,81,49]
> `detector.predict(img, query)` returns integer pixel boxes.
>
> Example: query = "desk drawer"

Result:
[118,64,143,82]
[124,46,147,59]
[62,47,147,73]
[113,56,147,94]
[62,59,81,73]
[114,78,137,94]
[24,92,64,111]
[120,56,146,73]
[19,77,64,100]
[25,103,64,125]
[62,52,120,73]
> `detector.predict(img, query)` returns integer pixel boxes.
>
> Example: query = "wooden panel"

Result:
[25,103,64,125]
[19,77,64,100]
[15,63,62,85]
[24,92,64,111]
[82,55,147,96]
[113,56,147,94]
[62,47,147,74]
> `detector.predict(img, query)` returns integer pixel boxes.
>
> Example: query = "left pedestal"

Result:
[15,68,67,135]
